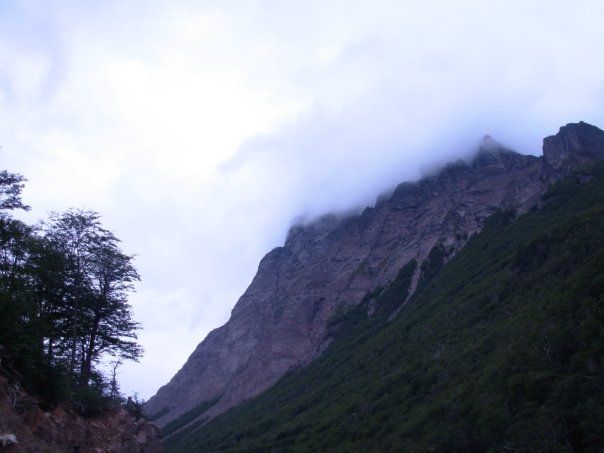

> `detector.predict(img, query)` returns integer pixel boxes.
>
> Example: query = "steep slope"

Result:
[0,370,161,452]
[166,159,604,452]
[145,122,603,429]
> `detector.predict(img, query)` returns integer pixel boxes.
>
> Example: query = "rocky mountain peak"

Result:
[472,134,523,168]
[285,213,344,254]
[543,121,604,170]
[478,134,503,152]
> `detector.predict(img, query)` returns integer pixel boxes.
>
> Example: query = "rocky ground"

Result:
[0,371,161,452]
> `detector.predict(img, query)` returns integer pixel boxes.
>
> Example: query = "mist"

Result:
[1,0,604,398]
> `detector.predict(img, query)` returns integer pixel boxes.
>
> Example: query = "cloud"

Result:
[1,0,604,398]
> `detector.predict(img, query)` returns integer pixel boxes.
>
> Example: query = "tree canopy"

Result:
[0,170,143,415]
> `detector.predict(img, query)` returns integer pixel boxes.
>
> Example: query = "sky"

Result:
[1,0,604,399]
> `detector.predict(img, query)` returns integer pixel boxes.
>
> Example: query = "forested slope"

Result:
[167,163,604,452]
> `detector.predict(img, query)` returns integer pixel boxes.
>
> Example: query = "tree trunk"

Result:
[80,312,100,387]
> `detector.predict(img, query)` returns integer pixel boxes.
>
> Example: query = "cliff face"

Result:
[543,121,604,171]
[0,371,161,452]
[145,122,604,429]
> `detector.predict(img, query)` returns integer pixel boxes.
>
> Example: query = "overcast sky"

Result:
[1,0,604,399]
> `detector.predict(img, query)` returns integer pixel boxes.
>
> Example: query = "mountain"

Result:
[145,122,604,439]
[165,138,604,452]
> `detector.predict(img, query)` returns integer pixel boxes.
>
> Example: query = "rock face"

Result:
[0,371,162,452]
[145,122,604,430]
[543,121,604,171]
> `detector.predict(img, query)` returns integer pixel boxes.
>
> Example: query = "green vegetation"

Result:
[166,164,604,452]
[374,259,416,317]
[416,240,450,291]
[148,406,170,422]
[0,169,143,416]
[161,396,222,439]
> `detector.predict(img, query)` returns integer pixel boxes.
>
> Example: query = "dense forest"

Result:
[0,169,143,416]
[166,164,604,451]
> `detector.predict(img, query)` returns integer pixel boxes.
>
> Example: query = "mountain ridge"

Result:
[167,156,604,452]
[145,121,604,430]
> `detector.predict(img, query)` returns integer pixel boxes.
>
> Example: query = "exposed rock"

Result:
[0,372,161,452]
[543,121,604,172]
[145,122,604,429]
[0,434,17,447]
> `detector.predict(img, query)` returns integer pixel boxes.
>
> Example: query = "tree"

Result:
[0,171,35,367]
[27,234,74,361]
[109,358,123,399]
[0,170,30,213]
[0,218,37,362]
[0,168,144,413]
[79,232,142,386]
[43,210,106,373]
[0,170,32,304]
[42,209,142,385]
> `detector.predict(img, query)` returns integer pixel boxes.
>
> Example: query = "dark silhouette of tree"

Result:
[0,171,36,372]
[0,170,143,413]
[0,170,30,212]
[27,235,72,362]
[109,358,123,399]
[44,210,104,373]
[42,209,142,385]
[80,230,141,386]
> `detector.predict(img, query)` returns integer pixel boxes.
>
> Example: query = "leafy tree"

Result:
[0,170,30,213]
[42,209,142,385]
[43,210,105,373]
[27,235,73,362]
[0,169,143,414]
[0,171,35,367]
[80,230,142,386]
